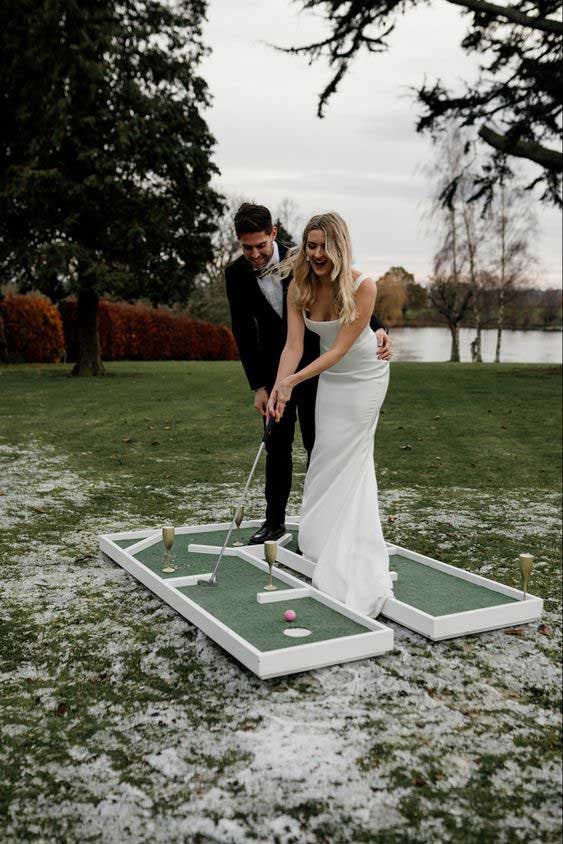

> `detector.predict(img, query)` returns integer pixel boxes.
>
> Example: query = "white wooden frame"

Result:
[103,519,281,548]
[381,543,543,640]
[257,524,544,640]
[99,524,394,679]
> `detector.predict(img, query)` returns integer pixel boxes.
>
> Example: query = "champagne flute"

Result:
[519,553,534,600]
[263,540,278,591]
[162,525,176,573]
[231,504,245,546]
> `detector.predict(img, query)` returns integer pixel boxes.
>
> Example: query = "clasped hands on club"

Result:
[263,330,392,423]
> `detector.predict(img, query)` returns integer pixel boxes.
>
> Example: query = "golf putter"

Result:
[198,414,276,586]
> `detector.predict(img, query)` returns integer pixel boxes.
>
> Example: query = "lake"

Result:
[390,327,562,364]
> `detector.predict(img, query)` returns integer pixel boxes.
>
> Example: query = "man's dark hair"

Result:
[234,203,273,237]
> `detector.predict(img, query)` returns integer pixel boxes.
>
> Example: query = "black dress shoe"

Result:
[248,521,287,544]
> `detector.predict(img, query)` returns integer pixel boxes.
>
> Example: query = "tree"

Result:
[429,277,473,361]
[376,266,413,325]
[0,0,222,375]
[275,198,303,245]
[282,1,563,206]
[405,278,427,316]
[486,178,538,361]
[188,195,245,325]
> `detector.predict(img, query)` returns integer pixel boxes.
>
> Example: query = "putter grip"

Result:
[262,415,275,442]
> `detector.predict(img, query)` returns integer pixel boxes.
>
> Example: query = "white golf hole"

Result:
[283,627,312,638]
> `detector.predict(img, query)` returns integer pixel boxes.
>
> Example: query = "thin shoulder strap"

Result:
[354,271,370,288]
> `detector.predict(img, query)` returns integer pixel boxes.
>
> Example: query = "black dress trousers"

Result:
[262,375,318,526]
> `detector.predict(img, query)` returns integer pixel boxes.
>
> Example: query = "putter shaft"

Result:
[198,416,275,586]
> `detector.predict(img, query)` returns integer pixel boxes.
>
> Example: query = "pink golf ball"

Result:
[284,609,297,623]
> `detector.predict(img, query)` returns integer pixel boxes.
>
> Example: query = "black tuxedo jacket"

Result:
[225,242,385,391]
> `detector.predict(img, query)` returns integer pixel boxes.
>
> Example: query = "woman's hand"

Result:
[266,377,294,422]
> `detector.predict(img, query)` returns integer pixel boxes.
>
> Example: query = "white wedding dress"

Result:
[297,272,394,617]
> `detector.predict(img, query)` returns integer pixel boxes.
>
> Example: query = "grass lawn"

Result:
[1,361,561,843]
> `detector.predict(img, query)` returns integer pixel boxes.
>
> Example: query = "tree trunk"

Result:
[473,303,483,363]
[0,307,7,362]
[495,181,506,364]
[71,287,105,376]
[449,321,460,362]
[495,287,504,363]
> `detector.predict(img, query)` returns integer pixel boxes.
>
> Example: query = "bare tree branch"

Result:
[478,124,563,171]
[446,0,563,35]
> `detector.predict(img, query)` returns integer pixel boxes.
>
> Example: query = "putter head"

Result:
[198,576,218,587]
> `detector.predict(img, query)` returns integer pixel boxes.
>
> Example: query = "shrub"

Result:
[58,298,239,362]
[0,292,65,363]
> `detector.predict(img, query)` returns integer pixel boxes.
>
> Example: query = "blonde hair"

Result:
[267,211,359,325]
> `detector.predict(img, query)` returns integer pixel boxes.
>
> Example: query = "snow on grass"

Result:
[1,439,561,843]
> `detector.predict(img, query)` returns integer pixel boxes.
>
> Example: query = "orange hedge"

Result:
[59,298,239,362]
[0,292,65,363]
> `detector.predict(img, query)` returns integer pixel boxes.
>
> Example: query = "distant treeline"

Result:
[375,269,562,331]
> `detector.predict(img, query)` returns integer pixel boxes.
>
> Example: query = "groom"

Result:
[225,203,392,544]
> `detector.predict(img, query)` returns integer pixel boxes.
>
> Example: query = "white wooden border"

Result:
[248,533,543,640]
[98,533,393,678]
[256,588,311,604]
[381,544,543,639]
[101,520,543,642]
[102,520,271,548]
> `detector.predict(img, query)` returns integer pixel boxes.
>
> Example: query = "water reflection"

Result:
[390,327,562,364]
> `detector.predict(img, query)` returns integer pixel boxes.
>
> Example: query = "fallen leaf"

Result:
[122,436,132,443]
[400,444,412,450]
[164,473,172,479]
[55,702,68,717]
[412,777,426,787]
[151,440,160,446]
[164,425,171,430]
[538,623,552,636]
[388,515,398,523]
[147,424,155,430]
[504,627,526,637]
[433,415,440,420]
[74,553,96,564]
[33,506,46,513]
[0,490,5,496]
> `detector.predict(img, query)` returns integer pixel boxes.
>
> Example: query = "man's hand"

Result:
[254,387,269,417]
[266,378,294,422]
[375,328,392,361]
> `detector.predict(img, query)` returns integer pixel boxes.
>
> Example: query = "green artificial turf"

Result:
[133,541,216,578]
[179,556,368,652]
[268,531,519,616]
[388,554,518,616]
[114,527,258,551]
[113,528,260,578]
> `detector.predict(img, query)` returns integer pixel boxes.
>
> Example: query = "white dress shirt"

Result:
[256,241,283,318]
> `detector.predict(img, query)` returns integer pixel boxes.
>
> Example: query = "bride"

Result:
[266,211,394,617]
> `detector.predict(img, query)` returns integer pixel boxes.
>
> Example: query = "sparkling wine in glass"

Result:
[162,525,176,573]
[231,504,245,546]
[263,540,278,591]
[519,553,534,600]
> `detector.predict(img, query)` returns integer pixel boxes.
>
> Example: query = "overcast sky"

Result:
[202,0,562,287]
